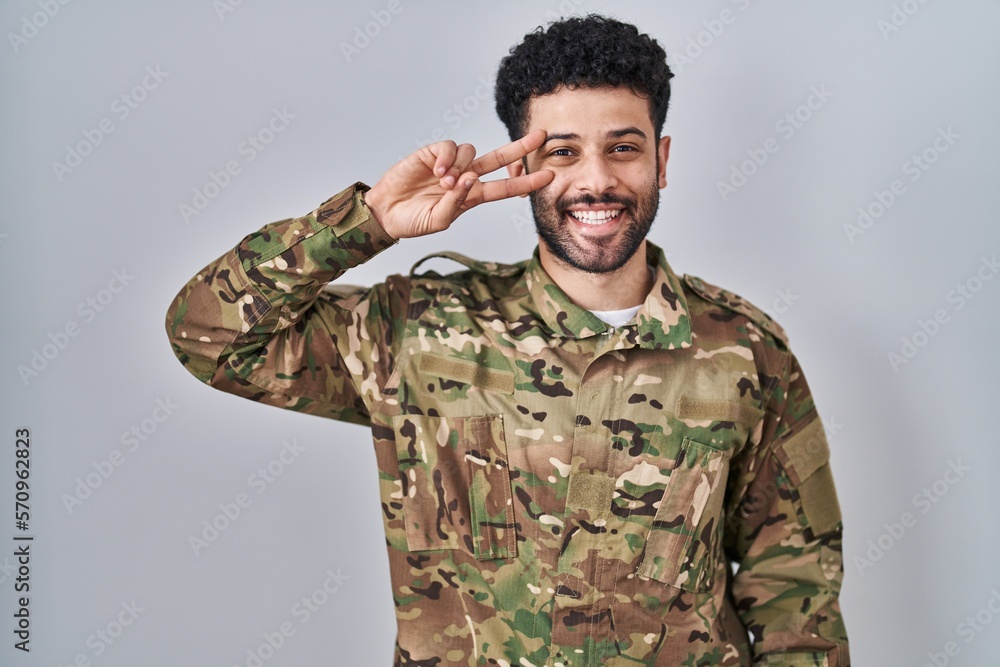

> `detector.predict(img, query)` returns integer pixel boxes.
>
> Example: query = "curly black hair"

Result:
[495,14,674,141]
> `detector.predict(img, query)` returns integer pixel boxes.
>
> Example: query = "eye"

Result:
[612,144,637,153]
[549,148,574,157]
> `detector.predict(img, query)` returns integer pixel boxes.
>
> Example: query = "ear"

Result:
[506,158,530,198]
[657,135,671,189]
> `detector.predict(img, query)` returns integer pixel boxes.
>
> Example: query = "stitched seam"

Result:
[497,414,515,559]
[600,358,627,664]
[728,350,793,518]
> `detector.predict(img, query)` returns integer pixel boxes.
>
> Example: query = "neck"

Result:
[539,240,653,311]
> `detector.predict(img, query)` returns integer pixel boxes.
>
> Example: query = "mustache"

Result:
[555,193,635,215]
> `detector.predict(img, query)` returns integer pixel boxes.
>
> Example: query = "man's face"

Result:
[508,85,670,274]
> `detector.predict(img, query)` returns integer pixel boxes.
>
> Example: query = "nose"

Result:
[573,154,618,195]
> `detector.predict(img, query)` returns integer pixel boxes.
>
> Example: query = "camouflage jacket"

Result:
[165,183,849,666]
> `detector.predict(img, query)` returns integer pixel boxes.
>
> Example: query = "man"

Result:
[165,14,849,666]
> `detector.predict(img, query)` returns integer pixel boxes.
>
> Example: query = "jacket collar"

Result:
[524,240,692,350]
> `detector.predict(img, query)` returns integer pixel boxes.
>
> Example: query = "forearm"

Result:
[731,438,848,665]
[727,353,850,665]
[164,182,400,421]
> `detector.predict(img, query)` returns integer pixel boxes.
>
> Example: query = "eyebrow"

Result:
[539,126,648,148]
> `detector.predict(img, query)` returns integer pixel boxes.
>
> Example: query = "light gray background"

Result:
[2,1,998,665]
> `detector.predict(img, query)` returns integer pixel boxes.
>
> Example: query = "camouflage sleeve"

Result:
[163,182,405,426]
[725,352,850,666]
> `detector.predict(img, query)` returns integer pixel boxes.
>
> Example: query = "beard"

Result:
[529,173,660,275]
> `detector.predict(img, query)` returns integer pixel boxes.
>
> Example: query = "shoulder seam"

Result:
[409,251,523,279]
[682,273,789,348]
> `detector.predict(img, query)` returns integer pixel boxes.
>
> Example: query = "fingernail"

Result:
[442,175,456,188]
[434,166,445,176]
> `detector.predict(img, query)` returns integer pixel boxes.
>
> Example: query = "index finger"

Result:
[470,129,547,176]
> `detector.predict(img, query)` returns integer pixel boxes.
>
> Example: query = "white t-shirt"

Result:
[588,304,642,327]
[586,266,655,328]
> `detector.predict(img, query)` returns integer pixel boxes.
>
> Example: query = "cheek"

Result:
[533,174,570,205]
[621,160,658,185]
[556,166,596,198]
[535,162,571,185]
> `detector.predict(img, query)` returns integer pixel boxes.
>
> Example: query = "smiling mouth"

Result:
[567,209,622,226]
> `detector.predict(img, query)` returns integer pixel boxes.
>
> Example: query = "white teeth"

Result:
[569,209,621,225]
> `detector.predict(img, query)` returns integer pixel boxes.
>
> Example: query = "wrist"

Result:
[361,186,397,241]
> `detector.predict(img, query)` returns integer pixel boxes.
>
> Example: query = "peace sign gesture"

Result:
[364,130,553,240]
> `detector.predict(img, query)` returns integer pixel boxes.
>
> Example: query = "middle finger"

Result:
[470,129,548,176]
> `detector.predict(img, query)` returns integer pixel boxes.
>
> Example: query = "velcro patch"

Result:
[676,395,763,427]
[566,473,616,514]
[419,354,515,394]
[774,418,842,535]
[773,418,829,487]
[797,463,842,535]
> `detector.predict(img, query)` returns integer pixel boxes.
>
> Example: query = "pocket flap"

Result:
[773,418,830,486]
[393,413,517,560]
[635,436,732,592]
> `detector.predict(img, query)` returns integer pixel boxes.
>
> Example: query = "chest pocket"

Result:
[393,413,517,560]
[635,435,734,593]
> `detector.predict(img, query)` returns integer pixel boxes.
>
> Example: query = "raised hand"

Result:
[363,130,553,240]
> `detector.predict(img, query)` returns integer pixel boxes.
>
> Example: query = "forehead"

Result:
[524,85,654,137]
